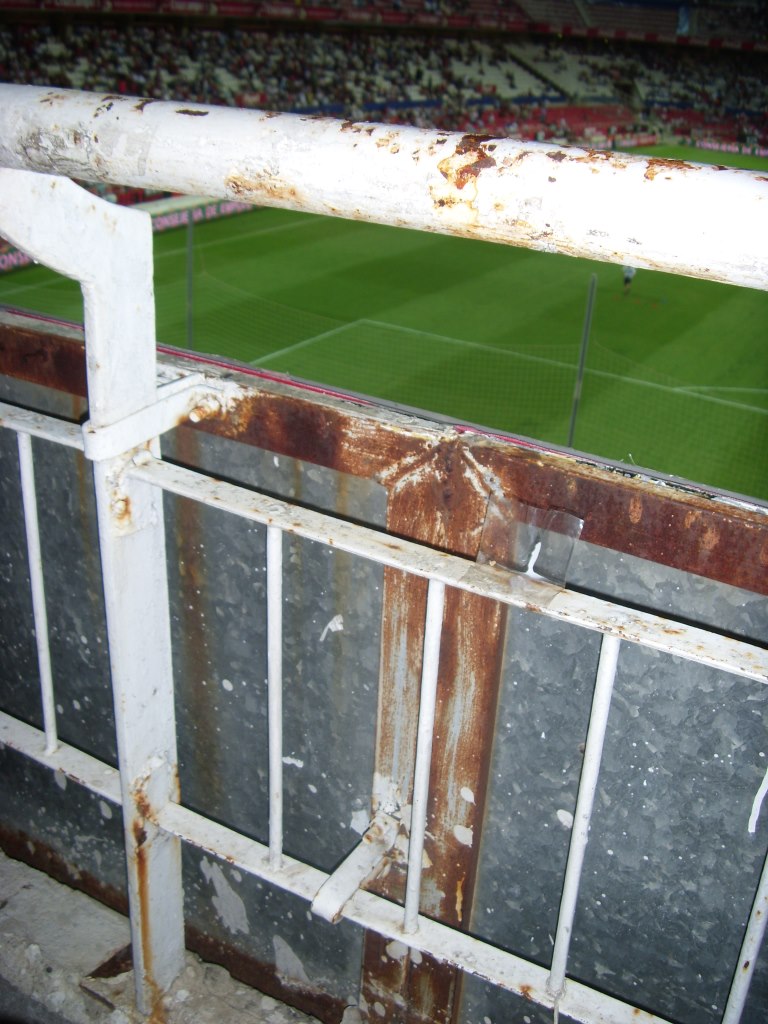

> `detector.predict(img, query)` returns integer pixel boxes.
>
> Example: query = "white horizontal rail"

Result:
[127,454,768,684]
[1,401,765,680]
[0,86,766,289]
[3,706,675,1024]
[0,407,760,1024]
[0,711,121,805]
[156,801,673,1024]
[2,706,672,1023]
[0,401,84,449]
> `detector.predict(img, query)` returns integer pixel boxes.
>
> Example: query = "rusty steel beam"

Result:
[362,436,510,1023]
[0,85,767,289]
[2,315,766,599]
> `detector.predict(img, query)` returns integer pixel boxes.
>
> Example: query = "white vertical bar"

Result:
[721,848,768,1024]
[403,578,446,934]
[0,169,185,1016]
[548,633,621,999]
[17,431,58,755]
[267,525,284,870]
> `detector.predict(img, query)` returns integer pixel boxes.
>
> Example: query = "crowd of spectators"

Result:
[0,18,765,145]
[691,1,768,42]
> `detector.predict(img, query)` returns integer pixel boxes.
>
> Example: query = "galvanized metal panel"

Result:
[2,317,768,1023]
[0,375,115,763]
[465,542,768,1024]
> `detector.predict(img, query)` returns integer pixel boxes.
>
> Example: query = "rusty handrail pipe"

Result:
[0,84,766,290]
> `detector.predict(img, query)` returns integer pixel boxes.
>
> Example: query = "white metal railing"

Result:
[1,86,767,1024]
[1,85,767,290]
[2,394,768,1024]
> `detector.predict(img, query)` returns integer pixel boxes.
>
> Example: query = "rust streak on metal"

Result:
[0,827,342,1024]
[438,134,497,191]
[134,786,152,822]
[0,824,129,915]
[175,109,208,117]
[132,819,147,848]
[0,319,87,398]
[364,438,506,1023]
[168,425,226,811]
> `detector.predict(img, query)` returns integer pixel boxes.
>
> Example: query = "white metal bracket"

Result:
[312,812,400,924]
[82,373,229,461]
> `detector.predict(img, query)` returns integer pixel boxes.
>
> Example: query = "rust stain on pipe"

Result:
[225,172,302,205]
[437,134,498,191]
[132,798,168,1024]
[363,437,506,1023]
[644,157,696,181]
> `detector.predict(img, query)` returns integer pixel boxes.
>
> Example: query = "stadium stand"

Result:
[516,0,587,28]
[0,4,765,155]
[581,0,681,37]
[692,1,768,43]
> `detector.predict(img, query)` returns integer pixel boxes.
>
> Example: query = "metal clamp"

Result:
[311,812,400,924]
[82,373,223,461]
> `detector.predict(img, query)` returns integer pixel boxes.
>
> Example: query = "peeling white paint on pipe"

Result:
[267,525,284,871]
[404,578,446,934]
[547,634,621,1000]
[17,433,58,755]
[0,86,766,290]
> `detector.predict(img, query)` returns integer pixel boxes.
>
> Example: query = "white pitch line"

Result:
[251,321,360,366]
[675,385,768,396]
[359,319,768,416]
[359,318,580,373]
[0,273,77,300]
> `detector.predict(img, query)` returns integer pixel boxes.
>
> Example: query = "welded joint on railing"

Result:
[81,373,245,462]
[131,754,180,816]
[311,812,400,924]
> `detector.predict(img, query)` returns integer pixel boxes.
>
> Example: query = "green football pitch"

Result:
[2,144,766,501]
